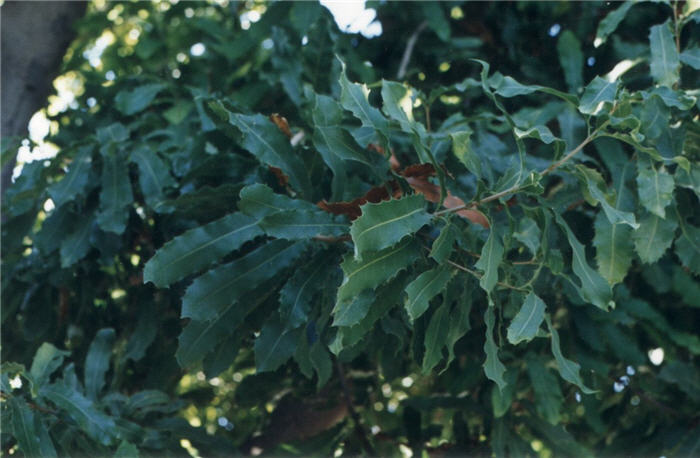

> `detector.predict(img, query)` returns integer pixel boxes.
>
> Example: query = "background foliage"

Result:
[2,1,699,456]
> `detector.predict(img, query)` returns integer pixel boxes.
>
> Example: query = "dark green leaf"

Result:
[333,289,375,327]
[129,144,175,209]
[594,1,634,47]
[238,183,316,219]
[336,237,419,305]
[451,130,481,179]
[60,214,94,268]
[475,228,504,294]
[29,342,70,388]
[255,319,300,372]
[633,212,677,263]
[405,266,453,321]
[546,316,595,394]
[181,240,306,321]
[637,156,674,218]
[84,328,115,400]
[680,46,700,69]
[593,213,633,285]
[422,301,451,373]
[555,213,613,310]
[261,210,347,239]
[483,303,507,391]
[115,441,139,458]
[350,195,429,259]
[143,213,263,287]
[97,151,133,234]
[649,20,680,87]
[114,83,165,115]
[557,30,584,92]
[507,292,546,345]
[279,256,329,330]
[338,61,389,146]
[430,222,459,263]
[48,146,93,208]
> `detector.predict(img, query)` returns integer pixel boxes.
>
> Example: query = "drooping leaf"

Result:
[451,130,481,179]
[129,144,175,209]
[181,240,307,321]
[7,397,57,458]
[422,301,451,373]
[176,306,241,369]
[633,212,678,263]
[95,122,129,144]
[483,302,507,391]
[680,46,700,69]
[29,342,70,388]
[255,319,301,372]
[554,213,613,311]
[238,183,316,219]
[39,383,117,445]
[578,77,618,115]
[594,1,635,47]
[143,212,263,288]
[311,93,374,199]
[557,30,583,92]
[84,328,115,400]
[333,289,375,327]
[675,215,700,274]
[430,222,459,263]
[279,256,330,330]
[636,156,674,218]
[507,292,546,345]
[513,217,541,255]
[260,210,347,239]
[350,194,429,259]
[96,151,133,234]
[405,266,454,321]
[60,214,94,268]
[527,356,564,425]
[442,283,472,371]
[546,315,595,394]
[514,125,565,147]
[309,341,333,389]
[114,83,166,115]
[647,86,696,110]
[336,237,419,305]
[640,94,670,140]
[48,146,93,208]
[338,60,389,147]
[593,212,633,285]
[475,228,504,294]
[490,75,578,105]
[649,20,680,87]
[209,106,311,197]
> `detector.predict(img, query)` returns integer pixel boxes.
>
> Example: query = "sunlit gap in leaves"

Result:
[320,0,383,38]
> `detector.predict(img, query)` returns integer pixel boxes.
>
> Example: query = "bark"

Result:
[1,1,86,196]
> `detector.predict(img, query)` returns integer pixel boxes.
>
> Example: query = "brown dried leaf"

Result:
[268,166,290,187]
[269,113,292,138]
[317,182,402,220]
[405,176,489,228]
[401,163,436,178]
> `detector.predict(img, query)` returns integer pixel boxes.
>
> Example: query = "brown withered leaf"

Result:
[401,163,435,178]
[268,166,290,187]
[317,182,401,220]
[405,176,489,228]
[269,113,292,138]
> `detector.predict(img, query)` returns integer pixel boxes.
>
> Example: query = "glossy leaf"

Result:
[350,195,429,259]
[475,228,504,294]
[594,1,634,47]
[143,213,263,288]
[507,292,546,345]
[637,157,674,218]
[555,214,613,310]
[422,301,451,373]
[333,289,375,327]
[633,212,677,263]
[483,303,507,391]
[593,213,633,285]
[649,21,680,87]
[211,106,311,198]
[181,240,306,321]
[546,316,595,394]
[338,61,389,146]
[84,328,115,400]
[336,238,419,305]
[238,183,316,219]
[430,222,459,263]
[405,266,454,321]
[39,383,116,445]
[578,77,618,115]
[261,210,347,239]
[255,319,300,372]
[451,130,481,179]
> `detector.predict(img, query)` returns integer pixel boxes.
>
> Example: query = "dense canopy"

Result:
[2,1,699,457]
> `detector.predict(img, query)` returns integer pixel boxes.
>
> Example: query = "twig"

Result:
[335,360,376,455]
[445,259,528,292]
[397,21,428,79]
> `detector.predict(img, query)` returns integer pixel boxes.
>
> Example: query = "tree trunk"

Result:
[1,1,86,196]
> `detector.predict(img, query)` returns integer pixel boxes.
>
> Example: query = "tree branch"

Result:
[397,21,428,79]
